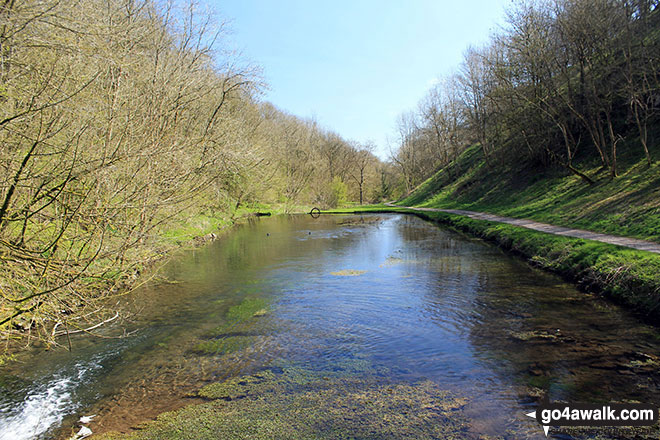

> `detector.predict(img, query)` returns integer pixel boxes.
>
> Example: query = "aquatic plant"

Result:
[98,363,472,440]
[192,336,254,355]
[330,269,367,276]
[226,298,270,321]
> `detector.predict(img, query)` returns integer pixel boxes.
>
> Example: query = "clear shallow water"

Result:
[1,214,659,439]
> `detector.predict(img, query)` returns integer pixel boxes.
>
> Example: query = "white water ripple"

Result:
[0,357,104,440]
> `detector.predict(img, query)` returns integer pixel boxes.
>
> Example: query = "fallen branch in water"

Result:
[52,312,120,338]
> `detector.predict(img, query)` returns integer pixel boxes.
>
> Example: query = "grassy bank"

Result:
[400,142,660,242]
[160,203,310,246]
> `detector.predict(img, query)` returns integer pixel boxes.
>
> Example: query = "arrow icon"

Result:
[525,410,550,437]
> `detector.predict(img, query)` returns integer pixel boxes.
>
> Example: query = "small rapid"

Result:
[0,355,105,440]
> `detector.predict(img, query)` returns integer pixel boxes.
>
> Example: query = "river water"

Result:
[0,214,659,439]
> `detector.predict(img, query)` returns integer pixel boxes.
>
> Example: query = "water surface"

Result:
[1,214,659,439]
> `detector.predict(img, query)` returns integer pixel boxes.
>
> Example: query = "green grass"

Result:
[161,213,232,245]
[400,141,660,242]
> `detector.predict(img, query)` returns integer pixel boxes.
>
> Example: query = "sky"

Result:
[209,0,512,159]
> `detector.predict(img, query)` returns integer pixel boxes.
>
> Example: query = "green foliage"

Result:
[328,176,348,208]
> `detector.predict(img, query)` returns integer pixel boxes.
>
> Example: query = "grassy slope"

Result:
[400,141,660,242]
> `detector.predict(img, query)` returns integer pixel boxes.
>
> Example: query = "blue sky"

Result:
[211,0,511,159]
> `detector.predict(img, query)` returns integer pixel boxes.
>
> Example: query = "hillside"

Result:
[399,141,660,243]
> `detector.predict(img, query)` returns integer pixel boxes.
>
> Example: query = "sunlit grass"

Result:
[400,140,660,242]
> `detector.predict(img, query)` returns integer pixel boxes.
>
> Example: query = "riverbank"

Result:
[0,203,309,362]
[401,142,660,243]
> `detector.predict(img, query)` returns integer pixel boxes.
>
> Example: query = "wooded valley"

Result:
[1,0,658,354]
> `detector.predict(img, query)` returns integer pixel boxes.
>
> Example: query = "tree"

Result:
[348,143,375,205]
[458,46,496,165]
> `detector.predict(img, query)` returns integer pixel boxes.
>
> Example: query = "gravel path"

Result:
[388,204,660,255]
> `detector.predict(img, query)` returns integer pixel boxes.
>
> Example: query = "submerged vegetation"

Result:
[193,296,270,355]
[330,269,367,276]
[98,361,473,440]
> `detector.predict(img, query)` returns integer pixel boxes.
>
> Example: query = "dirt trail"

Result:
[387,203,660,255]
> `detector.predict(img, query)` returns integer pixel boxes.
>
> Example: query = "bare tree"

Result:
[348,143,375,205]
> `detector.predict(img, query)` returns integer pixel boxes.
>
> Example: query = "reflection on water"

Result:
[1,214,659,439]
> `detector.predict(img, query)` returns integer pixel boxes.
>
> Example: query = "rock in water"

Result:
[72,426,92,439]
[79,415,96,424]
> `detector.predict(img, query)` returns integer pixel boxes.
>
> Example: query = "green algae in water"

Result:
[252,308,268,317]
[507,330,561,341]
[198,370,276,399]
[192,336,254,355]
[198,356,383,401]
[99,367,472,440]
[330,269,366,276]
[193,297,271,355]
[226,297,269,321]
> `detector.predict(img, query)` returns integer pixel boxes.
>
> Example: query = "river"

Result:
[1,214,658,439]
